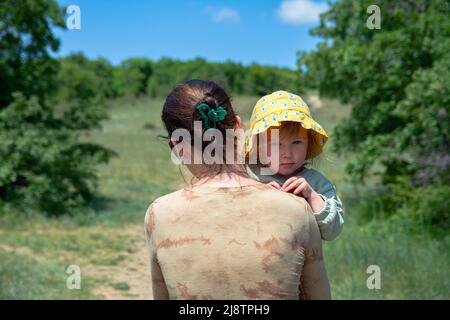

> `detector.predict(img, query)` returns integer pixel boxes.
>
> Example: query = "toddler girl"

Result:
[245,90,344,241]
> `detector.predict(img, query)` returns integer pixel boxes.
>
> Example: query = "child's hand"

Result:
[281,177,314,198]
[267,181,281,190]
[281,177,325,213]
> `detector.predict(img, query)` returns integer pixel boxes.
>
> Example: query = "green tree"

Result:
[0,0,114,215]
[146,57,182,98]
[144,57,300,98]
[299,0,449,230]
[0,0,64,107]
[299,0,449,185]
[114,58,153,97]
[57,53,116,101]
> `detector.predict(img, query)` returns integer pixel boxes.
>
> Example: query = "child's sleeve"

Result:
[302,170,345,241]
[314,192,344,241]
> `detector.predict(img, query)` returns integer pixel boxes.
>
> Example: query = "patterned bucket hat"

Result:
[244,90,328,159]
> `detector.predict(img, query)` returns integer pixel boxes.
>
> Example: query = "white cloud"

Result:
[277,0,328,25]
[207,7,240,23]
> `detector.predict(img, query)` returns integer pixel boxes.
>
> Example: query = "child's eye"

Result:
[292,140,303,145]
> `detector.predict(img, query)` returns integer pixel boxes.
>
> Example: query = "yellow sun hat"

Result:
[244,90,328,159]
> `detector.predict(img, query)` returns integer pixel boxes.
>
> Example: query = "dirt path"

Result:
[0,224,153,300]
[85,224,152,300]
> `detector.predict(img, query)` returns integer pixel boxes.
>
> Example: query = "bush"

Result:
[0,1,115,215]
[352,179,449,234]
[299,0,450,185]
[0,93,115,215]
[298,0,449,232]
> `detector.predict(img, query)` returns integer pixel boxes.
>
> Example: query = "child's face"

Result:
[265,126,309,176]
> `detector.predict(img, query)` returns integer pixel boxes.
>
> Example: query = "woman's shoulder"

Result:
[254,184,314,217]
[145,184,313,223]
[145,189,186,213]
[144,188,192,235]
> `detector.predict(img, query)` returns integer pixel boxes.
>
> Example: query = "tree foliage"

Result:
[60,54,301,100]
[299,0,449,231]
[0,0,114,215]
[299,0,449,186]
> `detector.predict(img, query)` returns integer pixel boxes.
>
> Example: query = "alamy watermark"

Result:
[366,265,381,290]
[66,5,81,30]
[366,5,381,29]
[169,121,280,175]
[66,264,81,290]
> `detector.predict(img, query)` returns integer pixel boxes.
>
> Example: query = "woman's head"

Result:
[161,79,244,178]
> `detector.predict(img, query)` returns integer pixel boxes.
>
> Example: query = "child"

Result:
[245,90,344,241]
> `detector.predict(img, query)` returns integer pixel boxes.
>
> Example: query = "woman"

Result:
[144,79,331,299]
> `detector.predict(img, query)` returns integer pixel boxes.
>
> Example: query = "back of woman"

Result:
[146,183,329,299]
[145,79,330,300]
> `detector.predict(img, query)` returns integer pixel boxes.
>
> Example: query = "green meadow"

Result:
[0,94,448,299]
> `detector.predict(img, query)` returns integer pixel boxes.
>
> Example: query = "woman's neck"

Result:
[194,166,260,188]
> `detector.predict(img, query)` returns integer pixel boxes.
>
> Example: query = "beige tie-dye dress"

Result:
[144,183,331,300]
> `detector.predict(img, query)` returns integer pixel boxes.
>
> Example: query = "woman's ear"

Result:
[233,115,243,130]
[169,139,184,158]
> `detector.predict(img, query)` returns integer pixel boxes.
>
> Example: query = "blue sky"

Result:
[55,0,329,69]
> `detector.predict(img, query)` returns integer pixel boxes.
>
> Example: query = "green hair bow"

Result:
[196,103,228,129]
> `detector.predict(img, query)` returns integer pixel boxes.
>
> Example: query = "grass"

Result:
[0,93,448,299]
[310,94,449,299]
[323,210,450,299]
[0,251,98,299]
